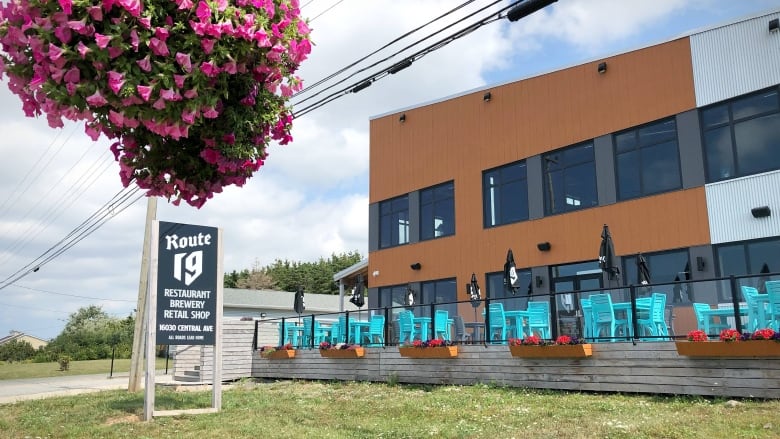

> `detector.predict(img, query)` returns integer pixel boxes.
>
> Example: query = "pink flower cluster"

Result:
[0,0,311,207]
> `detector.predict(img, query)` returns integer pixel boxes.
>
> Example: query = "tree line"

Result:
[223,250,363,294]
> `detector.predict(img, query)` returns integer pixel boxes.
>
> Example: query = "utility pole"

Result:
[128,197,157,392]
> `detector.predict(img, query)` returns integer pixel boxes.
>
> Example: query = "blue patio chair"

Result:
[302,317,328,347]
[741,286,766,332]
[651,293,670,338]
[397,310,416,343]
[635,293,667,338]
[692,302,729,336]
[765,281,780,331]
[525,301,551,339]
[434,310,451,340]
[589,293,617,341]
[487,303,507,344]
[364,315,386,346]
[580,298,593,339]
[327,321,342,344]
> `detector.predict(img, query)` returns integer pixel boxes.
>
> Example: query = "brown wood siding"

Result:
[369,37,695,202]
[369,188,710,291]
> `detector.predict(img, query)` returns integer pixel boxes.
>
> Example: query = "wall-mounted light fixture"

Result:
[410,262,422,270]
[260,312,267,319]
[769,18,779,33]
[597,62,607,74]
[535,276,544,288]
[537,242,551,252]
[696,256,706,272]
[372,270,380,277]
[483,91,492,102]
[751,206,771,218]
[399,113,406,123]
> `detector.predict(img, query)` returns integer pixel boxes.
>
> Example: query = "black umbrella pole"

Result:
[629,285,638,344]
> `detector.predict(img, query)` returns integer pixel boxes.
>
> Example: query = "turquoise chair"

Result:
[525,301,551,339]
[365,315,386,346]
[327,321,341,344]
[765,281,780,331]
[580,298,593,339]
[302,317,328,347]
[741,286,766,332]
[650,293,670,338]
[277,320,299,346]
[692,303,729,336]
[635,293,666,337]
[487,303,507,344]
[397,311,416,343]
[589,294,617,341]
[434,310,451,340]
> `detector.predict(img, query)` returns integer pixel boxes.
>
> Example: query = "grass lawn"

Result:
[0,380,778,438]
[0,358,169,380]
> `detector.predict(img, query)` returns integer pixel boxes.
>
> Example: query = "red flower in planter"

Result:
[687,330,708,342]
[719,329,742,342]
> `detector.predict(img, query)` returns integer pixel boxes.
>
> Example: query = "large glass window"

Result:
[421,278,457,319]
[379,195,409,249]
[378,284,408,319]
[615,118,681,200]
[543,142,598,214]
[702,88,780,182]
[420,181,455,240]
[622,250,690,303]
[483,161,528,227]
[716,238,780,293]
[486,270,532,311]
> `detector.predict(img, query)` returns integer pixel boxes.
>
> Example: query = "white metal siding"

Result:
[706,170,780,244]
[691,11,780,107]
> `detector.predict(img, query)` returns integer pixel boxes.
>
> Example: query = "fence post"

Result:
[729,275,743,333]
[384,307,390,347]
[549,292,558,340]
[484,297,490,346]
[430,303,436,340]
[252,319,258,351]
[629,284,638,343]
[345,311,350,345]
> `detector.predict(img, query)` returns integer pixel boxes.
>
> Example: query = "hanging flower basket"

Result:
[675,341,780,358]
[398,346,458,359]
[0,0,312,207]
[509,344,592,358]
[319,347,365,359]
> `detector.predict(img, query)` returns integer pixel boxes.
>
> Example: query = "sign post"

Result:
[144,221,223,420]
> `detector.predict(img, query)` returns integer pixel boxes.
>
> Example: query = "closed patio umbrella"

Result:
[293,287,305,315]
[404,285,416,307]
[503,248,520,295]
[468,273,482,321]
[599,224,620,281]
[350,278,365,309]
[637,253,651,285]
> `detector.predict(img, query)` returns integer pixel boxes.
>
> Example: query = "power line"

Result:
[309,0,346,22]
[292,1,512,118]
[12,284,136,303]
[293,0,478,100]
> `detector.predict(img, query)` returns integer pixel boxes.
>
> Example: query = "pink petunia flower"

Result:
[202,106,219,118]
[152,97,166,110]
[154,27,170,41]
[175,0,194,9]
[196,1,211,22]
[76,41,90,58]
[201,38,216,54]
[201,62,219,77]
[136,55,152,72]
[107,71,125,94]
[94,33,112,49]
[86,90,108,106]
[63,66,80,83]
[137,85,153,101]
[149,38,169,57]
[109,109,124,127]
[87,6,103,21]
[48,43,64,61]
[117,0,141,17]
[130,30,140,51]
[58,0,72,14]
[175,52,192,72]
[173,74,186,89]
[183,88,198,99]
[181,108,197,124]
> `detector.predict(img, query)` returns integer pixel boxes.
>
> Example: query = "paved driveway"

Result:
[0,371,173,404]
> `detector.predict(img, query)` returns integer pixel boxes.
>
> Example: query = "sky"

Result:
[1,0,777,340]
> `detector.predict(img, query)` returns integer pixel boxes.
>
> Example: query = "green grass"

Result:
[1,380,779,438]
[0,358,168,380]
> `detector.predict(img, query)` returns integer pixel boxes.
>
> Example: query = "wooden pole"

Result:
[128,197,157,392]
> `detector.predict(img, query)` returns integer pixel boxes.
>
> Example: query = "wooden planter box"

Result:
[262,349,296,359]
[319,347,365,358]
[509,344,593,358]
[675,341,780,357]
[398,346,458,359]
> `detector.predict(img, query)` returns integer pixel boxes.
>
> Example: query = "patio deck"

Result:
[175,321,780,399]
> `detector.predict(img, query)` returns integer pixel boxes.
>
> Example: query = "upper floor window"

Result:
[543,142,597,214]
[420,181,455,241]
[702,88,780,182]
[483,161,528,228]
[615,118,681,200]
[379,195,409,249]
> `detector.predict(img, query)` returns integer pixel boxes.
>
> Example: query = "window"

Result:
[543,142,597,214]
[483,161,528,227]
[379,195,409,249]
[486,270,532,311]
[420,181,455,240]
[716,238,780,293]
[378,284,409,319]
[702,88,780,182]
[421,278,457,318]
[615,118,681,200]
[622,249,690,303]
